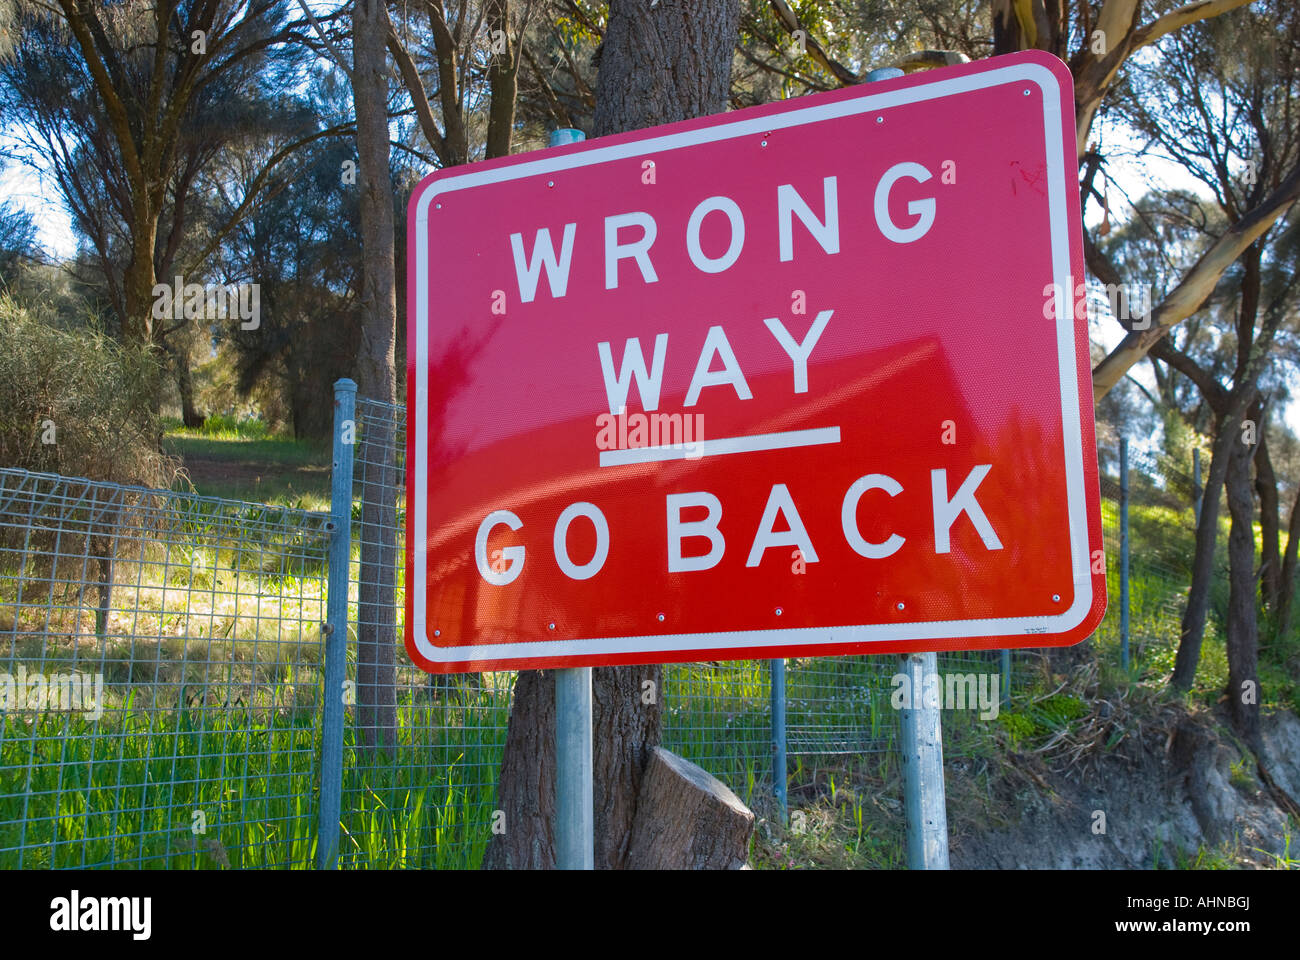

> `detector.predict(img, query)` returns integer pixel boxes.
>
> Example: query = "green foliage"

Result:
[165,413,273,441]
[0,296,176,486]
[998,711,1036,748]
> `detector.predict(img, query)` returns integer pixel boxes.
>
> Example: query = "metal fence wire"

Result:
[0,468,330,868]
[0,383,1185,869]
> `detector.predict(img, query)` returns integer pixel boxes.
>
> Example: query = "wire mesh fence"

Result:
[1095,442,1208,674]
[0,391,1197,870]
[0,467,331,868]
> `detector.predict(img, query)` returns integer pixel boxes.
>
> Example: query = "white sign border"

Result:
[409,59,1093,666]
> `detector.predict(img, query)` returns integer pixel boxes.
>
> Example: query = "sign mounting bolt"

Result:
[1052,594,1061,603]
[896,602,906,611]
[657,612,665,622]
[434,629,441,637]
[548,621,556,630]
[775,607,783,616]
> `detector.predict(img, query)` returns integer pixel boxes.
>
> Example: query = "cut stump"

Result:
[625,746,754,869]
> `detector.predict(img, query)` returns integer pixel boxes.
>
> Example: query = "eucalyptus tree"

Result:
[1098,2,1300,750]
[0,0,334,414]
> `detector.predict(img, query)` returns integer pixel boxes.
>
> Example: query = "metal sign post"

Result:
[555,664,594,869]
[898,651,950,869]
[859,65,950,873]
[549,127,595,871]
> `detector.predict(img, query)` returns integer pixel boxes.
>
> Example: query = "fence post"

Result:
[318,377,356,869]
[770,658,787,822]
[1120,437,1130,672]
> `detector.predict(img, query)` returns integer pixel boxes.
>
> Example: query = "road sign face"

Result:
[405,50,1106,674]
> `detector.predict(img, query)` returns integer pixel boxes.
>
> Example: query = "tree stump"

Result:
[625,747,754,869]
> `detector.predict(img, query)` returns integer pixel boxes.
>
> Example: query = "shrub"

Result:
[0,295,177,487]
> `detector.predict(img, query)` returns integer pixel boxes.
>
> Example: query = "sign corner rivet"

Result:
[1052,594,1061,603]
[896,602,905,611]
[547,180,555,188]
[657,612,665,622]
[548,621,556,630]
[775,607,783,616]
[433,628,441,637]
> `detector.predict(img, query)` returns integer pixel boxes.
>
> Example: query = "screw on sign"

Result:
[404,50,1106,674]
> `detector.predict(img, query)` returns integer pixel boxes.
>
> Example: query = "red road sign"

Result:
[405,50,1106,674]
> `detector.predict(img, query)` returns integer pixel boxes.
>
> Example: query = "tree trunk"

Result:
[1224,424,1262,750]
[1254,423,1281,612]
[350,0,399,749]
[173,345,204,429]
[592,0,739,136]
[1275,482,1300,639]
[1172,412,1235,690]
[122,216,157,346]
[484,0,740,870]
[484,0,518,160]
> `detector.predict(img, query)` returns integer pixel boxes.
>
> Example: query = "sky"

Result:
[1081,117,1300,452]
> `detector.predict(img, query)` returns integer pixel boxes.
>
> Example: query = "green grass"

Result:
[162,417,330,509]
[0,686,516,870]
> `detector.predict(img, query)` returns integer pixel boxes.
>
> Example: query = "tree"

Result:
[484,0,741,870]
[1100,4,1300,729]
[740,0,1300,399]
[350,0,400,749]
[0,0,329,415]
[211,72,366,440]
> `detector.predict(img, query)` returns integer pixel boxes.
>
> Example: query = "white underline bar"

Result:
[598,426,841,467]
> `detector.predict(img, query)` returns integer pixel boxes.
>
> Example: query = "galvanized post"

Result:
[1192,446,1202,526]
[317,377,355,869]
[1120,437,1130,672]
[899,651,949,869]
[858,65,948,870]
[770,658,787,821]
[864,66,905,82]
[547,125,595,870]
[999,649,1011,707]
[555,666,594,869]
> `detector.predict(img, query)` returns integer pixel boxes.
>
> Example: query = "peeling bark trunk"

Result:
[1224,427,1261,750]
[1172,413,1234,691]
[484,0,740,870]
[1276,483,1300,639]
